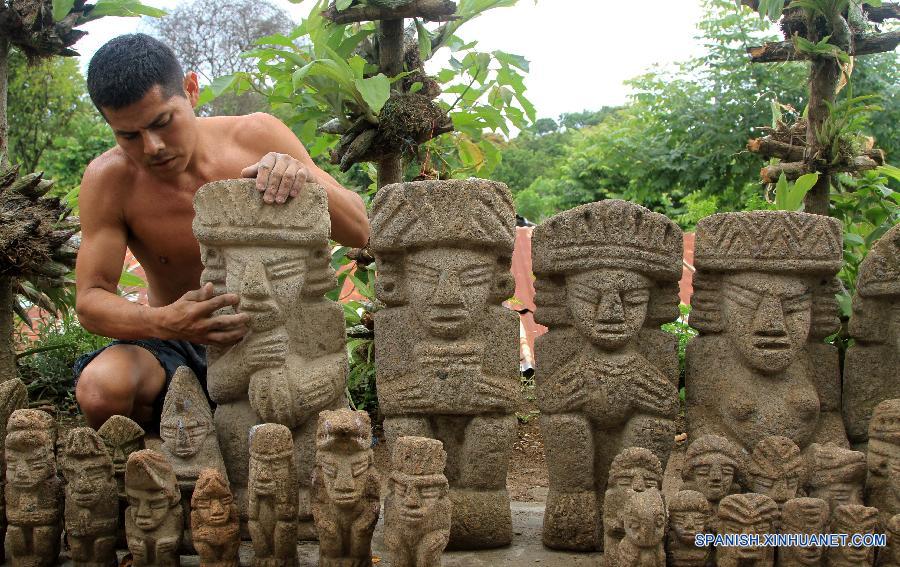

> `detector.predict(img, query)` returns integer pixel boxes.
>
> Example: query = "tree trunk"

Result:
[376,18,405,189]
[0,277,14,381]
[0,36,9,167]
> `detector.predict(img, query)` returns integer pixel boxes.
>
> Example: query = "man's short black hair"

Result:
[87,33,185,112]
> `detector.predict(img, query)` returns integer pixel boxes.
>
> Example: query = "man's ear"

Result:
[184,72,200,107]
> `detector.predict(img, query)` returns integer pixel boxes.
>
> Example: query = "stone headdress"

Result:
[162,366,213,425]
[125,449,179,504]
[850,223,900,342]
[870,399,900,445]
[806,443,866,488]
[682,435,742,482]
[316,409,371,453]
[369,179,516,306]
[391,436,446,478]
[249,423,294,459]
[747,436,804,482]
[667,490,710,514]
[718,493,778,526]
[6,408,55,452]
[192,468,232,502]
[690,211,843,338]
[831,504,880,532]
[97,414,145,446]
[781,498,829,532]
[888,514,900,537]
[609,447,663,484]
[64,427,112,465]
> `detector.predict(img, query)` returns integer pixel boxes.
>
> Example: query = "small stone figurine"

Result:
[680,434,742,532]
[248,423,299,567]
[777,497,829,567]
[384,436,451,567]
[312,409,381,567]
[881,514,900,567]
[716,493,778,567]
[608,488,666,567]
[124,449,184,567]
[827,504,880,567]
[4,409,62,567]
[603,447,663,557]
[0,378,27,561]
[867,399,900,526]
[191,468,240,567]
[666,490,711,567]
[61,427,119,567]
[745,436,804,518]
[97,414,146,546]
[805,443,866,513]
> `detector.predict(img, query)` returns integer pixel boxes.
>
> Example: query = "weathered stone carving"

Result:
[827,504,880,567]
[602,447,663,559]
[606,488,666,567]
[844,224,900,447]
[194,179,346,536]
[312,409,380,567]
[4,409,62,567]
[124,449,183,567]
[370,179,519,549]
[384,436,451,567]
[745,436,804,523]
[716,493,778,567]
[530,200,682,551]
[866,399,900,525]
[681,434,741,531]
[777,497,829,567]
[686,211,848,453]
[666,490,711,567]
[191,468,240,567]
[882,514,900,567]
[97,414,146,547]
[806,442,865,513]
[248,423,298,567]
[0,378,27,560]
[160,365,227,548]
[62,427,118,567]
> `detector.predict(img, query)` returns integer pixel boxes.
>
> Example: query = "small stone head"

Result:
[851,222,900,352]
[160,366,213,459]
[667,490,710,546]
[621,488,666,549]
[315,409,374,509]
[829,505,880,565]
[887,515,900,564]
[62,427,115,508]
[5,409,56,489]
[806,443,866,513]
[745,436,804,507]
[125,449,180,532]
[249,423,295,500]
[608,447,663,494]
[867,399,900,497]
[717,493,777,561]
[780,498,829,566]
[97,415,146,480]
[682,435,741,503]
[389,436,448,525]
[191,468,236,528]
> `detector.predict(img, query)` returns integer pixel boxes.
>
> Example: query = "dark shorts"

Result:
[73,338,208,430]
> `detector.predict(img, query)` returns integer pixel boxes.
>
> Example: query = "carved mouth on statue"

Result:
[752,339,791,351]
[399,508,426,522]
[332,492,357,505]
[72,492,99,506]
[253,480,275,495]
[239,299,277,314]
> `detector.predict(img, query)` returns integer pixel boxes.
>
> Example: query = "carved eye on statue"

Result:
[194,497,211,509]
[321,462,337,478]
[352,457,369,478]
[623,288,651,306]
[267,258,305,281]
[420,486,442,499]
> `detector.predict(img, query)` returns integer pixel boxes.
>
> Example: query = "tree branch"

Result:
[322,0,457,24]
[748,30,900,62]
[748,137,807,162]
[760,155,882,183]
[864,2,900,22]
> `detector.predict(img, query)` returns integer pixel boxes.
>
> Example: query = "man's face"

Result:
[317,450,371,508]
[102,78,199,178]
[127,487,173,531]
[565,269,650,350]
[690,454,736,502]
[390,472,445,524]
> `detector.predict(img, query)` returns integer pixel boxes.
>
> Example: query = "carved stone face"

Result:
[748,472,800,506]
[689,454,736,502]
[624,507,665,548]
[867,439,900,496]
[404,248,495,339]
[782,545,824,565]
[127,486,173,531]
[160,415,210,459]
[809,483,864,513]
[610,466,660,493]
[719,518,769,560]
[224,246,307,333]
[64,459,113,508]
[193,491,233,527]
[565,269,650,350]
[102,435,144,478]
[390,472,444,524]
[250,454,292,498]
[7,445,53,489]
[721,272,812,374]
[669,511,708,546]
[318,451,370,508]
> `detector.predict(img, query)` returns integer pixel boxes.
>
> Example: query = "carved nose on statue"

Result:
[404,488,421,508]
[753,295,787,336]
[432,270,464,306]
[631,474,647,492]
[241,261,269,300]
[597,292,625,323]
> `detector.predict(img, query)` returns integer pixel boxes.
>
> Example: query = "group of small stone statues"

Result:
[2,176,898,567]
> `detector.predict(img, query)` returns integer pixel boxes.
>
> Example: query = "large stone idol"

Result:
[191,468,240,567]
[666,490,711,567]
[828,504,880,567]
[0,378,27,560]
[867,400,900,525]
[194,179,347,534]
[62,427,118,567]
[124,449,183,567]
[5,409,62,567]
[312,409,381,567]
[531,200,682,551]
[370,179,519,549]
[777,498,829,567]
[384,436,451,567]
[686,211,848,454]
[248,423,299,567]
[602,448,663,559]
[716,493,778,567]
[844,224,900,448]
[607,488,666,567]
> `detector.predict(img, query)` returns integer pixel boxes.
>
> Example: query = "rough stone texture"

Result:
[530,200,682,552]
[882,514,900,567]
[606,488,666,567]
[370,179,519,550]
[844,224,900,448]
[160,365,228,550]
[866,399,900,526]
[0,378,27,560]
[97,414,146,547]
[745,436,804,525]
[680,435,742,533]
[61,427,118,567]
[384,436,451,567]
[777,497,829,567]
[827,504,880,566]
[4,409,62,567]
[666,490,711,567]
[125,449,183,566]
[805,442,866,513]
[194,179,346,537]
[716,493,778,567]
[312,409,381,567]
[602,448,663,560]
[248,423,299,567]
[191,468,240,567]
[686,211,848,455]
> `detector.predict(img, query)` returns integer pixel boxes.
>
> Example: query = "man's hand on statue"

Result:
[241,152,309,205]
[152,283,249,346]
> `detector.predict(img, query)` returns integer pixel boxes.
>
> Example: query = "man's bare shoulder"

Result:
[212,112,297,151]
[80,147,135,210]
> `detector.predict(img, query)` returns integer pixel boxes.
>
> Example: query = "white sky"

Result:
[74,0,706,121]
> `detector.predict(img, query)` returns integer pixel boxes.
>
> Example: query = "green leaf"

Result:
[494,50,529,72]
[87,0,166,18]
[775,172,790,210]
[336,0,353,9]
[458,136,484,170]
[118,271,146,288]
[354,74,391,114]
[878,164,900,183]
[409,81,424,93]
[210,73,239,96]
[415,18,432,61]
[789,172,820,209]
[52,0,76,22]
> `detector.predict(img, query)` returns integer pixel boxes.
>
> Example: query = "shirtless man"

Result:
[73,34,369,430]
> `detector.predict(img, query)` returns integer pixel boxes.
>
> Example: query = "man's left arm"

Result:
[239,113,370,248]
